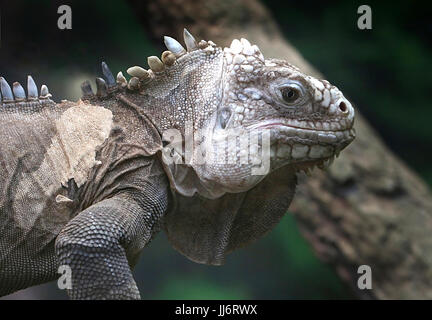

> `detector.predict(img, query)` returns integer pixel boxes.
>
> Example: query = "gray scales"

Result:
[0,29,355,299]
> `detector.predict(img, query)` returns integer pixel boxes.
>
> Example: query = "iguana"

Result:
[0,29,355,299]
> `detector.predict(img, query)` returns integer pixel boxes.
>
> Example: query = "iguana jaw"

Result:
[246,117,355,174]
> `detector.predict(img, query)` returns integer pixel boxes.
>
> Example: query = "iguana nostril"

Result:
[339,101,348,113]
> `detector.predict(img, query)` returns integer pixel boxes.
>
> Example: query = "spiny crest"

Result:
[80,60,118,99]
[122,28,217,92]
[80,28,220,99]
[0,75,52,107]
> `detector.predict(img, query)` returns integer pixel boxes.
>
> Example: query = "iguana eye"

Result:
[280,83,304,105]
[282,88,300,103]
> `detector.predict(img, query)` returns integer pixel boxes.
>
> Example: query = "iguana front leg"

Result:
[55,192,168,300]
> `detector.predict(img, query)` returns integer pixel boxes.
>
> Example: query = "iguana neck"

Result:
[117,45,225,137]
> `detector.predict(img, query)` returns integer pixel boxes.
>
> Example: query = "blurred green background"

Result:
[0,0,430,299]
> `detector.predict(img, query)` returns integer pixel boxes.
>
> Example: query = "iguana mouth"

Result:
[247,120,355,148]
[248,118,353,132]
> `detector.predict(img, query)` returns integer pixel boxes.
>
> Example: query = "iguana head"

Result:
[115,29,355,198]
[217,38,355,171]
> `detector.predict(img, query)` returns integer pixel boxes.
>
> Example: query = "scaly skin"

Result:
[0,29,354,299]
